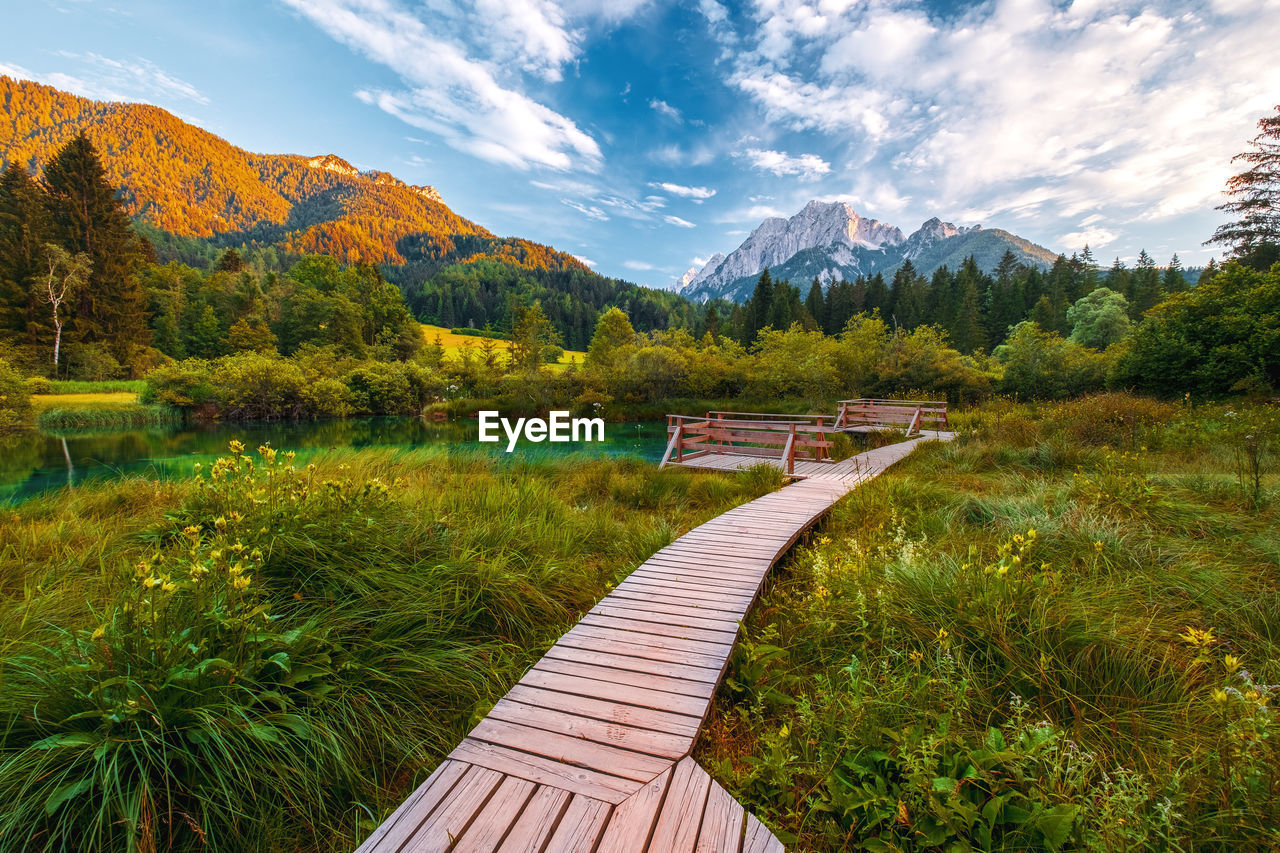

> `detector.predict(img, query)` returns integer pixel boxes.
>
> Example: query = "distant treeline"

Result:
[721,248,1198,352]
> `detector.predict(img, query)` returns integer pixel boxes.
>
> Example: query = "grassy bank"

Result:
[0,446,773,852]
[31,391,181,430]
[698,394,1280,850]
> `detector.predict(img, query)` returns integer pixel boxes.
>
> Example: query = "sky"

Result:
[2,0,1278,289]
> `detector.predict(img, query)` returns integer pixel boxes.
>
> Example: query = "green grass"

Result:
[0,445,769,852]
[419,323,586,370]
[46,380,148,395]
[35,401,181,431]
[697,393,1280,851]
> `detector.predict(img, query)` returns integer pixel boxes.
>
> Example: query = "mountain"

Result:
[0,76,587,274]
[685,201,1060,302]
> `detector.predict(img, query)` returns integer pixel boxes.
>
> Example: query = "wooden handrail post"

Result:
[675,424,685,462]
[784,423,796,475]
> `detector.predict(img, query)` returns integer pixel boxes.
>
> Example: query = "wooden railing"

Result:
[661,413,838,474]
[835,399,948,436]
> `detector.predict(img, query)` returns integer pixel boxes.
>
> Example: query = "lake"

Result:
[0,418,671,504]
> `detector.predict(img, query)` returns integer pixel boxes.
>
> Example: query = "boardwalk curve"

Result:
[359,435,950,852]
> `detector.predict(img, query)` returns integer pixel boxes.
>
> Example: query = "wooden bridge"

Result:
[662,400,949,477]
[358,427,951,853]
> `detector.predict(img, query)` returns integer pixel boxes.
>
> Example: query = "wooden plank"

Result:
[604,588,750,620]
[451,775,537,853]
[596,768,674,853]
[542,795,613,853]
[496,786,571,853]
[590,601,744,634]
[519,667,712,718]
[638,556,765,580]
[397,764,504,853]
[567,622,736,658]
[505,684,703,739]
[742,813,784,853]
[554,629,729,675]
[648,757,713,853]
[627,568,762,592]
[357,759,470,853]
[642,548,775,568]
[696,782,746,853]
[615,578,756,605]
[580,612,741,646]
[586,594,742,627]
[532,650,721,696]
[450,739,640,805]
[541,644,725,685]
[486,697,691,760]
[628,566,763,593]
[467,717,674,781]
[615,575,758,599]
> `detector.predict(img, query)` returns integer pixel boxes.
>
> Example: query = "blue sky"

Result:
[3,0,1278,288]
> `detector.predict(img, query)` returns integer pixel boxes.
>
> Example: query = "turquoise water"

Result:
[0,418,670,504]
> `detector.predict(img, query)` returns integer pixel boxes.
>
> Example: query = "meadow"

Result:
[0,446,772,852]
[698,395,1280,850]
[418,323,586,371]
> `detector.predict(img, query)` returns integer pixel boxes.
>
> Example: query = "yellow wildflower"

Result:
[1094,541,1104,552]
[1224,655,1242,673]
[1212,688,1229,703]
[91,626,106,641]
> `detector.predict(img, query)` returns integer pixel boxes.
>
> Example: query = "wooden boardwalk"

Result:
[358,437,946,853]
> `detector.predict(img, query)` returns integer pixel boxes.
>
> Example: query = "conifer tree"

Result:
[41,132,151,364]
[745,268,774,343]
[1162,253,1188,293]
[805,277,825,331]
[1130,249,1162,317]
[0,164,54,345]
[1208,105,1280,263]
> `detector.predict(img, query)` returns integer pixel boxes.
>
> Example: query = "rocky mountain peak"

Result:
[682,200,1057,303]
[306,154,360,176]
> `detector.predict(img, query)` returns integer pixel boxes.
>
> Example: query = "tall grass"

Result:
[0,445,764,852]
[46,380,149,395]
[699,394,1280,851]
[37,403,182,430]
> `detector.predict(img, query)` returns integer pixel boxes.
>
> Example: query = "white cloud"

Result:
[573,254,597,267]
[561,198,609,220]
[664,215,697,228]
[623,259,656,270]
[1059,227,1119,250]
[1,53,207,105]
[648,181,716,199]
[649,98,682,122]
[715,0,1280,242]
[283,0,606,171]
[739,147,832,179]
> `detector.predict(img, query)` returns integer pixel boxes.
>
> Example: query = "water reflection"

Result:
[1,418,670,504]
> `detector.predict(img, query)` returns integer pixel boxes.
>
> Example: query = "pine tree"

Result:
[1130,249,1162,317]
[1207,104,1280,263]
[704,303,721,343]
[41,133,152,366]
[805,277,826,331]
[216,248,244,272]
[1162,253,1188,293]
[865,273,889,315]
[950,257,989,344]
[0,164,54,345]
[745,268,774,343]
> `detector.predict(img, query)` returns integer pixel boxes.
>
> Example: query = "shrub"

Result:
[0,359,33,432]
[24,376,54,395]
